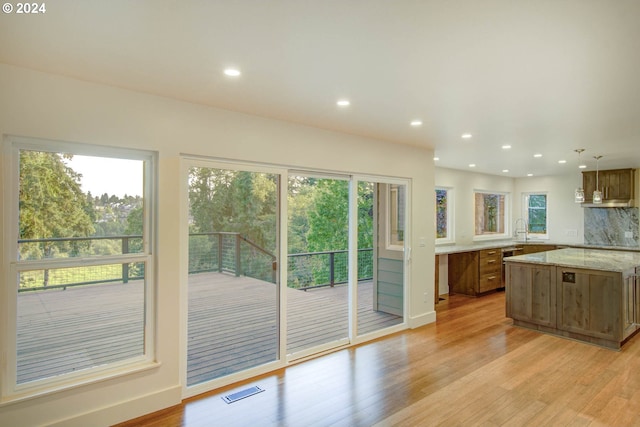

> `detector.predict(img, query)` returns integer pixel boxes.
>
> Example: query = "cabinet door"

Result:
[583,169,634,202]
[605,169,634,200]
[506,263,556,327]
[623,274,636,339]
[448,251,479,296]
[582,171,597,203]
[557,269,621,341]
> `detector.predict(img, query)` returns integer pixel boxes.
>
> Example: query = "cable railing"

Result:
[17,233,373,292]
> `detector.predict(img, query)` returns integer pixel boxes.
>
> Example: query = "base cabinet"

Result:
[506,262,640,349]
[557,269,620,343]
[449,249,502,296]
[506,263,556,328]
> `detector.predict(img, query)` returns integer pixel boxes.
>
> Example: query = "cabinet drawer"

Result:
[479,249,501,276]
[479,273,501,293]
[480,261,501,276]
[479,248,500,259]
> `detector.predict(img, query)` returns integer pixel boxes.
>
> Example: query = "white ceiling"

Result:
[1,0,639,177]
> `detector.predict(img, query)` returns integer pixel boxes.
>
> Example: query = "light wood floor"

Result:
[116,291,640,427]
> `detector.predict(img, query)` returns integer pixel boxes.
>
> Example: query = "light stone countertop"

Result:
[435,240,640,255]
[504,247,640,273]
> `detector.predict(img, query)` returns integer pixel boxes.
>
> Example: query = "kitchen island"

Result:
[505,248,640,349]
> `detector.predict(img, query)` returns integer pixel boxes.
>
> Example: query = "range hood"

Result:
[582,199,636,208]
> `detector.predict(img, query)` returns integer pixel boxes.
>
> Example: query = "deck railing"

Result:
[17,233,373,292]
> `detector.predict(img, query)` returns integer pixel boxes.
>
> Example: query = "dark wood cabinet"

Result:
[582,168,635,204]
[521,244,557,255]
[506,261,640,349]
[506,263,556,328]
[449,248,502,296]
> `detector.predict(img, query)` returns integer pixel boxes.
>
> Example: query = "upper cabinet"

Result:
[582,168,635,206]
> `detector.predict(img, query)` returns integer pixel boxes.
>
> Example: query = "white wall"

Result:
[435,167,586,246]
[434,168,586,295]
[435,167,515,245]
[0,64,435,426]
[513,174,585,244]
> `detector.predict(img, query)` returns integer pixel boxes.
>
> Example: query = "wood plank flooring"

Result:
[17,272,401,386]
[116,291,640,427]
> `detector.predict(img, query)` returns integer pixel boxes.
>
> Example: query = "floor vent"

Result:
[222,386,264,404]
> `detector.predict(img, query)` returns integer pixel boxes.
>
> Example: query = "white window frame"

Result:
[523,192,549,240]
[386,183,405,251]
[1,136,158,402]
[473,190,510,241]
[435,187,454,245]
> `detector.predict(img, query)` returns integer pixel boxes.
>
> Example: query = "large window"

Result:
[525,193,548,237]
[436,187,453,244]
[2,137,156,399]
[474,191,509,239]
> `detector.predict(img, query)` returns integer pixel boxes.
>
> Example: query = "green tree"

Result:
[19,151,95,260]
[306,179,349,252]
[306,180,373,252]
[287,176,316,254]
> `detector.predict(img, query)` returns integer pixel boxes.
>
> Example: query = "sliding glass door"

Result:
[182,162,408,395]
[185,163,281,390]
[357,181,405,336]
[286,175,350,357]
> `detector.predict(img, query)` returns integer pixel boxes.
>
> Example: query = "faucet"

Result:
[514,218,528,242]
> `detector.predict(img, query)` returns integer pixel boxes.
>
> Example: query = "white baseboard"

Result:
[408,310,436,328]
[48,385,182,427]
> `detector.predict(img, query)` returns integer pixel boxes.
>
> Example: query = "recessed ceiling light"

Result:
[223,68,241,77]
[410,120,423,127]
[527,173,534,177]
[579,164,587,169]
[433,157,440,161]
[558,160,567,164]
[502,169,509,173]
[336,99,350,107]
[462,133,472,139]
[469,163,476,168]
[502,145,511,149]
[533,153,543,158]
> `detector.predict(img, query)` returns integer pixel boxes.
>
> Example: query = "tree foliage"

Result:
[19,151,95,258]
[188,167,277,251]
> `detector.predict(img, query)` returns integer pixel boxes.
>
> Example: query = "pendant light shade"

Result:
[593,155,603,204]
[574,149,585,203]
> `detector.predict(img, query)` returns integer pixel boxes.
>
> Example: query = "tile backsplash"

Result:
[584,207,639,247]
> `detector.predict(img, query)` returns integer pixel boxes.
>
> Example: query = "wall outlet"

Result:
[625,231,633,238]
[565,229,578,237]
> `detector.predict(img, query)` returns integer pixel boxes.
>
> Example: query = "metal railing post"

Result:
[329,252,335,287]
[217,233,223,273]
[122,236,130,283]
[235,233,241,276]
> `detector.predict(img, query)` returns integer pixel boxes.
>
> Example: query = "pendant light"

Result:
[574,149,585,203]
[593,155,603,204]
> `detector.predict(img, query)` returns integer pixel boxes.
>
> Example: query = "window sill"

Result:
[472,234,510,242]
[0,360,161,407]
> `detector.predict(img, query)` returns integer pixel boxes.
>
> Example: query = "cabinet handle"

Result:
[487,251,496,255]
[487,260,496,264]
[487,276,496,280]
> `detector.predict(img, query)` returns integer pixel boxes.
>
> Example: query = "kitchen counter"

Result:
[504,247,640,273]
[505,248,640,350]
[436,240,640,255]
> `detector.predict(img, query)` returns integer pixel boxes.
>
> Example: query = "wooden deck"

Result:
[17,272,401,386]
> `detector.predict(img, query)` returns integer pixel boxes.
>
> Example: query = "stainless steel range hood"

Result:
[582,199,636,208]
